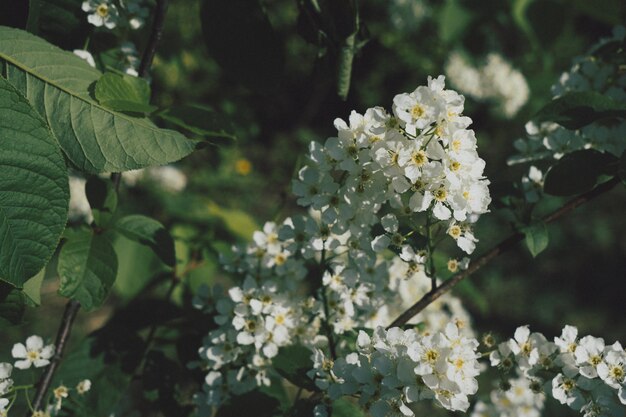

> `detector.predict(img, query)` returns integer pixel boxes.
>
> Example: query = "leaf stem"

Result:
[386,176,620,329]
[28,300,81,416]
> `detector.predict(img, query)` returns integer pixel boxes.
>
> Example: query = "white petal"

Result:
[14,360,32,370]
[11,343,27,359]
[26,335,44,351]
[33,358,50,368]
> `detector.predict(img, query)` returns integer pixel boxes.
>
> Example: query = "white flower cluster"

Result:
[489,325,626,417]
[445,52,529,118]
[82,0,148,30]
[510,26,626,165]
[294,75,490,255]
[310,323,480,415]
[471,376,545,417]
[195,77,489,412]
[369,258,474,338]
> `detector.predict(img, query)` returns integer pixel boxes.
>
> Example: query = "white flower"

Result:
[552,374,586,410]
[0,398,9,417]
[53,385,69,411]
[76,379,92,394]
[68,176,93,223]
[73,49,96,68]
[82,0,119,29]
[12,336,55,369]
[597,348,625,389]
[0,363,13,396]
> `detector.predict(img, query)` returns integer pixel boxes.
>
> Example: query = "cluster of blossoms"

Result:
[310,323,481,415]
[510,26,626,165]
[195,77,489,413]
[293,75,490,255]
[445,52,530,118]
[81,0,148,30]
[487,325,626,417]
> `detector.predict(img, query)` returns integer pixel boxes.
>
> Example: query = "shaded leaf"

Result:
[273,345,318,391]
[543,149,618,196]
[0,26,196,173]
[216,391,281,417]
[0,282,26,327]
[0,76,68,287]
[57,230,118,310]
[523,222,549,258]
[534,91,626,130]
[86,176,118,227]
[114,215,175,267]
[158,104,236,141]
[200,0,285,94]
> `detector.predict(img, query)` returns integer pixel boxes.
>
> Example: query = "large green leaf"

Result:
[0,76,68,287]
[543,149,618,196]
[534,91,626,130]
[57,230,118,310]
[0,26,196,173]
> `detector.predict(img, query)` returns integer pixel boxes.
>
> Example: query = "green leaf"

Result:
[114,215,176,267]
[0,26,196,173]
[534,91,626,130]
[85,176,118,227]
[0,76,68,288]
[523,222,549,258]
[273,345,318,391]
[332,398,366,417]
[0,282,26,327]
[158,104,236,141]
[32,0,91,49]
[543,149,618,196]
[57,230,118,310]
[200,0,285,94]
[95,72,157,114]
[23,268,46,305]
[112,235,168,301]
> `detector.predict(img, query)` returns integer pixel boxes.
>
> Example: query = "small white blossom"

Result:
[12,336,55,369]
[82,0,119,29]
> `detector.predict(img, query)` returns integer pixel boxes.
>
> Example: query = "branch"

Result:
[387,177,621,329]
[138,0,169,78]
[29,300,81,415]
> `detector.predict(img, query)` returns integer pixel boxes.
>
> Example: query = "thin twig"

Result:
[29,300,81,415]
[387,177,621,329]
[138,0,169,78]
